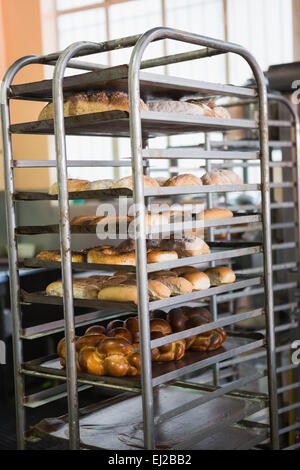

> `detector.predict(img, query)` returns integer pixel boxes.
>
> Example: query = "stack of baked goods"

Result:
[48,170,243,195]
[38,89,230,122]
[46,265,236,303]
[57,306,227,377]
[36,236,210,266]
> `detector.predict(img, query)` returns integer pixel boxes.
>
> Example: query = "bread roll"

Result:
[205,266,236,285]
[87,249,137,266]
[84,325,106,336]
[182,271,211,291]
[163,174,202,187]
[147,250,178,263]
[201,169,242,185]
[147,100,208,115]
[148,270,178,279]
[112,175,159,190]
[38,90,148,120]
[157,276,193,296]
[46,279,99,299]
[98,279,171,304]
[49,178,90,195]
[36,250,85,263]
[204,208,233,220]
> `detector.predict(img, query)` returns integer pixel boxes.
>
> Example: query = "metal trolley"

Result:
[1,27,280,450]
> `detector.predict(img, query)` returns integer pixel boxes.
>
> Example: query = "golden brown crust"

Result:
[203,208,233,220]
[147,250,178,263]
[38,90,148,121]
[205,266,236,285]
[84,325,106,336]
[87,250,137,266]
[163,174,202,187]
[98,284,139,304]
[36,250,85,263]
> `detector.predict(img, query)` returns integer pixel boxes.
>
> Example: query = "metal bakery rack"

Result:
[1,27,281,450]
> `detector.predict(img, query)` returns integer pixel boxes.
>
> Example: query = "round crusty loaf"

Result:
[160,236,210,257]
[36,250,85,263]
[201,169,242,186]
[147,280,172,300]
[112,175,159,190]
[147,100,207,116]
[205,266,236,285]
[182,271,211,291]
[203,208,233,220]
[49,178,90,195]
[163,174,202,187]
[157,276,193,296]
[147,250,178,263]
[38,90,148,120]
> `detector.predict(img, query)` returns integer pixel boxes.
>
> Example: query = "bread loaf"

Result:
[186,99,231,119]
[205,266,236,285]
[156,276,193,296]
[147,100,208,116]
[86,179,114,190]
[112,175,159,190]
[163,173,202,187]
[36,250,85,263]
[201,169,242,185]
[147,250,178,263]
[87,250,137,266]
[182,271,211,291]
[98,279,171,304]
[160,236,210,257]
[46,279,100,299]
[204,208,233,220]
[49,178,90,195]
[38,90,148,120]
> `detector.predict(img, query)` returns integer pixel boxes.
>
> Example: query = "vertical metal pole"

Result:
[129,41,155,451]
[205,134,219,385]
[0,55,41,450]
[52,43,101,450]
[255,80,280,450]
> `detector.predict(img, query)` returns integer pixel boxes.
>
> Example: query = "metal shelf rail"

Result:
[1,27,279,450]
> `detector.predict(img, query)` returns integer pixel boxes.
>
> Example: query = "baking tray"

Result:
[20,275,262,311]
[30,381,267,449]
[10,66,257,101]
[10,110,258,138]
[22,332,265,390]
[15,214,262,235]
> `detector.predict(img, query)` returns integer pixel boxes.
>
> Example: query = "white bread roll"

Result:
[205,266,236,285]
[182,271,211,291]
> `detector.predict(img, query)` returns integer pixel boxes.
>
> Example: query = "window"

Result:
[53,0,294,182]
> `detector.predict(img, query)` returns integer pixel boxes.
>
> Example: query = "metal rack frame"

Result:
[1,27,279,450]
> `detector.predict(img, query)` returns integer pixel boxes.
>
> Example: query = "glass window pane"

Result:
[56,0,101,11]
